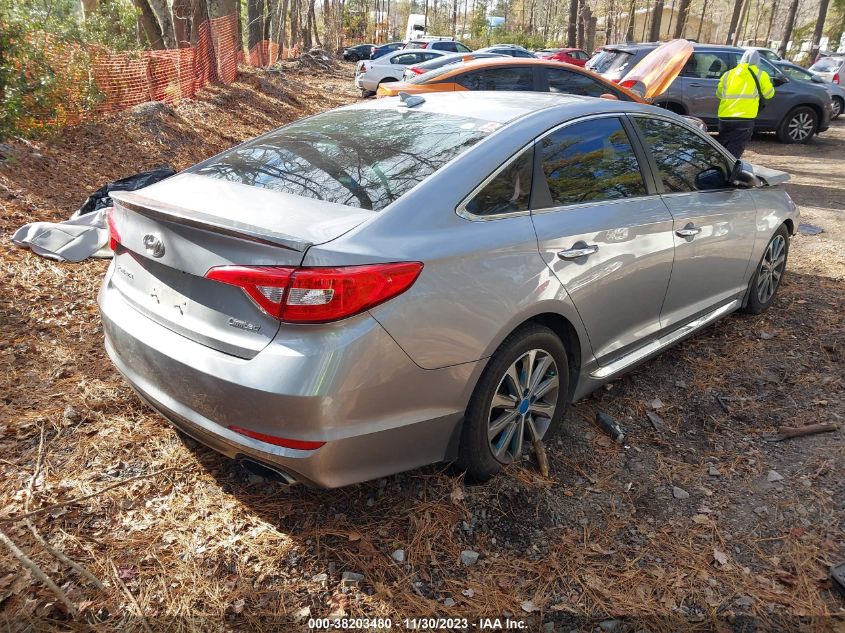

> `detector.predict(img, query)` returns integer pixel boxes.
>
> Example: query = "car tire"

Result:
[742,225,790,314]
[457,323,569,482]
[831,96,843,120]
[348,53,359,62]
[776,106,818,143]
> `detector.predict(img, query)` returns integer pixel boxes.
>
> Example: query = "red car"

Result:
[536,48,590,66]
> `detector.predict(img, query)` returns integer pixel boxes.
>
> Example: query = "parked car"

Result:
[355,48,447,96]
[405,38,473,53]
[809,55,844,84]
[743,46,782,62]
[401,52,506,81]
[589,43,832,143]
[535,47,590,66]
[376,57,644,100]
[475,44,536,58]
[775,60,845,119]
[101,91,797,488]
[342,43,374,62]
[371,41,405,59]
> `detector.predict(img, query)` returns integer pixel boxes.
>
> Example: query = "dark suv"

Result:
[587,43,832,143]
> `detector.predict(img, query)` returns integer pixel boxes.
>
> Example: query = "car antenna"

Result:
[398,92,426,108]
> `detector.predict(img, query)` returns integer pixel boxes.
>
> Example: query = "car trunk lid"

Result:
[108,173,375,358]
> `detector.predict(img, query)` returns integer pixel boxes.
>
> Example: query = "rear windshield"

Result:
[191,109,495,211]
[589,49,635,73]
[811,57,843,72]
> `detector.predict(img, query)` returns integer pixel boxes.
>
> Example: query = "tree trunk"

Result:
[586,12,597,50]
[625,0,635,40]
[672,0,689,38]
[577,0,584,46]
[134,0,166,49]
[696,0,708,39]
[725,0,742,44]
[764,0,778,43]
[567,0,578,45]
[248,0,266,54]
[648,0,663,40]
[147,0,178,47]
[735,0,749,43]
[809,0,831,62]
[80,0,99,19]
[172,0,191,46]
[777,0,799,56]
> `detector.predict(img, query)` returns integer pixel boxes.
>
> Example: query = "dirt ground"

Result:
[0,64,843,631]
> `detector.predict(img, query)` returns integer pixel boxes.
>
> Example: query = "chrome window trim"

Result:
[531,193,664,216]
[627,111,738,169]
[455,139,536,221]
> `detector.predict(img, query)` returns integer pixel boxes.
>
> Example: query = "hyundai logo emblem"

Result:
[142,233,165,258]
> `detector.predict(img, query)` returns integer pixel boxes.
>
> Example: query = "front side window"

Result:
[634,117,732,193]
[463,147,534,217]
[546,67,625,99]
[681,52,734,79]
[457,67,534,91]
[456,42,471,53]
[780,65,812,81]
[391,53,420,66]
[539,117,646,207]
[192,110,495,211]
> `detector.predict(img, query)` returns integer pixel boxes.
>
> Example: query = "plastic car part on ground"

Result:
[618,39,694,100]
[12,167,176,262]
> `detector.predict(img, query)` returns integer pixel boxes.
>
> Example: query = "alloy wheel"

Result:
[757,234,786,304]
[487,349,559,464]
[832,98,843,119]
[787,112,815,141]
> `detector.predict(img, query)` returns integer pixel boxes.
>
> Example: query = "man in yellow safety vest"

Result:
[715,49,775,158]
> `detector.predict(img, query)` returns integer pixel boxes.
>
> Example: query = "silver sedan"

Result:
[100,92,798,488]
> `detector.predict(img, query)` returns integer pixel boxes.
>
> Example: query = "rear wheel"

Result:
[776,106,818,143]
[742,225,790,314]
[348,52,360,62]
[457,324,569,482]
[831,96,843,120]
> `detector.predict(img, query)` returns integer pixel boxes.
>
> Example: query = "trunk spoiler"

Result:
[111,190,309,251]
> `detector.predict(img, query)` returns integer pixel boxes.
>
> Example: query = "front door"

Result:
[530,115,676,364]
[629,114,758,329]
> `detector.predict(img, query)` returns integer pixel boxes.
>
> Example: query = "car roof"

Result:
[601,42,745,54]
[342,90,654,124]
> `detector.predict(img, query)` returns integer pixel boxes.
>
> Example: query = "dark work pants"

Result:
[718,119,755,159]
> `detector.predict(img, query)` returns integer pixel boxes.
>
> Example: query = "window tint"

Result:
[456,42,471,52]
[463,147,534,216]
[391,53,419,65]
[681,52,733,79]
[420,52,442,61]
[540,117,645,206]
[456,67,534,90]
[546,68,622,99]
[192,110,495,212]
[780,64,812,81]
[434,42,457,52]
[588,49,634,73]
[573,51,588,59]
[634,117,732,192]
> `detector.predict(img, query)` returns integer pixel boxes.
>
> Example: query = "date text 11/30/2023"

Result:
[308,617,529,630]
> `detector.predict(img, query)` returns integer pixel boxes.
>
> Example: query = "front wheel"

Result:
[776,106,818,143]
[742,225,790,314]
[457,324,569,482]
[347,53,359,62]
[831,96,843,120]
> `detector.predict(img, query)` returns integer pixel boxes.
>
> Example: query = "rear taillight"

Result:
[834,72,840,84]
[206,262,423,323]
[409,66,425,75]
[227,425,325,450]
[107,207,121,250]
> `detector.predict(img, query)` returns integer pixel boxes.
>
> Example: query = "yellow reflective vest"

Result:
[716,63,775,119]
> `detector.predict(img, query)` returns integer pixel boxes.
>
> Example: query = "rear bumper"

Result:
[99,267,476,488]
[355,75,377,91]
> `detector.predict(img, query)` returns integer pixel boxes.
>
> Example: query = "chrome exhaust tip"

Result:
[237,457,298,486]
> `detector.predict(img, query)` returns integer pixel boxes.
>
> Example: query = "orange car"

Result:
[376,57,645,102]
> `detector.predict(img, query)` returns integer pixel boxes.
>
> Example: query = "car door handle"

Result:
[688,82,704,87]
[557,244,599,259]
[675,223,702,238]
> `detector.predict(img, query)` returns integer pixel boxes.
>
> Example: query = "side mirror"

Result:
[731,160,763,188]
[773,75,789,86]
[696,167,729,190]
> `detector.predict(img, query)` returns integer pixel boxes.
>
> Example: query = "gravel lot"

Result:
[0,66,843,630]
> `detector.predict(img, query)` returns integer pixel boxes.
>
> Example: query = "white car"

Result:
[810,56,844,85]
[355,49,447,95]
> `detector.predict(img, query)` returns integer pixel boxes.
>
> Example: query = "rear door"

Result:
[541,66,632,99]
[530,115,676,364]
[629,114,758,328]
[672,51,735,124]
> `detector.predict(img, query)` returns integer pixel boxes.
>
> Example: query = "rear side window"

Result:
[392,53,420,65]
[434,42,457,52]
[681,52,733,79]
[634,117,732,192]
[463,147,534,217]
[539,117,646,207]
[546,67,626,99]
[191,110,496,211]
[456,43,472,53]
[457,67,534,91]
